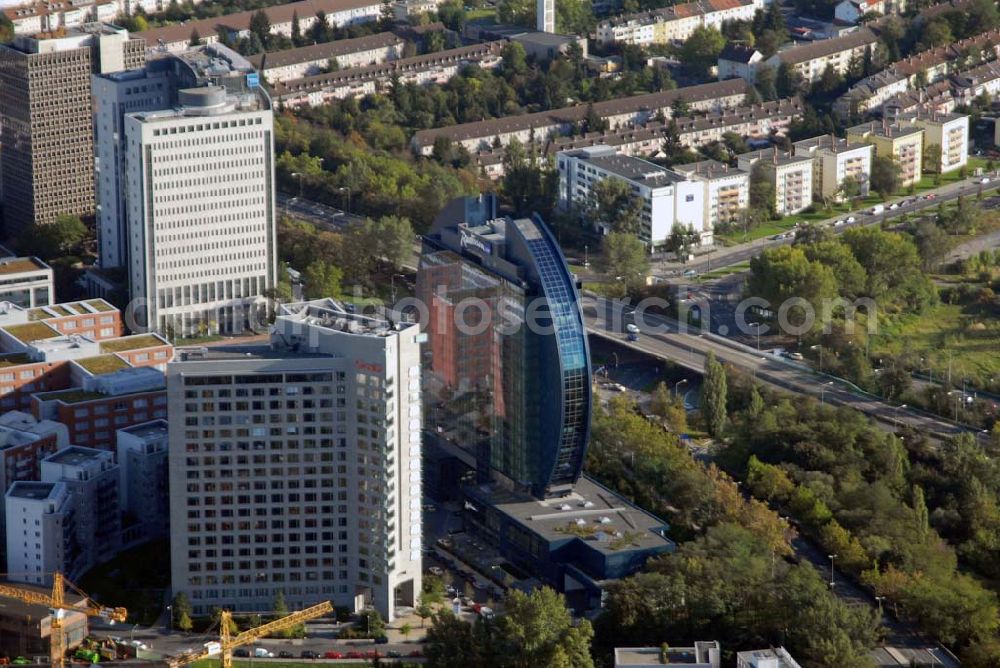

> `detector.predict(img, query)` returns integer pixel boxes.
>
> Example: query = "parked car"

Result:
[365,651,382,659]
[408,650,425,658]
[324,652,343,659]
[233,649,250,658]
[374,636,390,645]
[387,650,402,658]
[787,352,804,361]
[846,216,856,223]
[254,648,274,658]
[345,651,364,659]
[682,269,698,278]
[982,177,991,184]
[428,566,444,576]
[278,651,294,659]
[889,202,899,210]
[300,650,318,659]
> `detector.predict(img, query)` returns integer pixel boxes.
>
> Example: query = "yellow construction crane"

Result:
[0,571,127,668]
[166,600,334,668]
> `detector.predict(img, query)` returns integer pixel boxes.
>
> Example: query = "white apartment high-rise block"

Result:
[168,299,422,620]
[40,446,120,573]
[124,79,277,337]
[117,419,169,545]
[557,146,710,247]
[5,481,75,586]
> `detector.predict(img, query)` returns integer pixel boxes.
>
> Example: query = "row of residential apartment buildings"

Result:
[555,111,968,247]
[272,41,505,106]
[834,27,1000,118]
[410,78,753,155]
[472,97,805,179]
[595,0,765,47]
[137,0,385,52]
[718,27,879,86]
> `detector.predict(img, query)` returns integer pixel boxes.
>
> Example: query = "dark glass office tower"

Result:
[418,195,591,499]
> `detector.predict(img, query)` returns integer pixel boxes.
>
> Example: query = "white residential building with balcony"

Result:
[793,135,874,201]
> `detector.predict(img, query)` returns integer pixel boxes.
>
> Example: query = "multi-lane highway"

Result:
[666,175,999,276]
[584,296,983,443]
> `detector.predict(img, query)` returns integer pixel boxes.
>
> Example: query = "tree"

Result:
[416,601,435,628]
[599,232,649,291]
[360,609,386,638]
[189,28,202,46]
[16,214,88,261]
[177,611,193,632]
[914,220,949,271]
[869,155,901,199]
[425,611,481,666]
[702,351,728,437]
[249,9,271,44]
[923,143,942,174]
[749,163,777,221]
[754,65,778,100]
[501,40,527,75]
[291,10,304,46]
[400,622,413,640]
[918,19,953,50]
[679,26,726,77]
[747,245,839,327]
[303,260,343,299]
[172,592,193,629]
[775,62,805,98]
[493,588,594,668]
[582,102,607,134]
[586,179,642,235]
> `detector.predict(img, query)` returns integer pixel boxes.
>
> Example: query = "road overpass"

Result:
[584,296,984,444]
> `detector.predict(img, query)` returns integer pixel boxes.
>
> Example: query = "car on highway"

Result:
[889,203,899,210]
[982,177,991,184]
[345,651,364,659]
[365,651,383,659]
[683,269,698,278]
[833,219,845,226]
[428,566,444,576]
[254,648,274,658]
[925,193,937,200]
[787,352,804,361]
[846,216,856,223]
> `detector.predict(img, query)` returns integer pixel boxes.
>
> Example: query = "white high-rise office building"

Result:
[121,49,277,337]
[92,63,174,270]
[537,0,555,32]
[167,299,423,620]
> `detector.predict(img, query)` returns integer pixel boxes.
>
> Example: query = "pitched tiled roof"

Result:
[411,79,750,148]
[247,32,403,70]
[775,28,877,65]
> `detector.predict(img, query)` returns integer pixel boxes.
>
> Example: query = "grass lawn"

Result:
[873,302,1000,384]
[464,7,495,19]
[78,539,170,626]
[697,260,750,281]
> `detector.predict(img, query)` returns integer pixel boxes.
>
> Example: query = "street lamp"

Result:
[749,322,764,351]
[390,273,407,305]
[612,352,619,369]
[828,554,837,588]
[584,244,590,268]
[337,186,352,215]
[893,403,908,429]
[674,378,689,399]
[165,605,172,634]
[875,596,886,616]
[820,381,834,405]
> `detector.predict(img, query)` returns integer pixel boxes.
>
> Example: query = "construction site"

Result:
[0,573,335,668]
